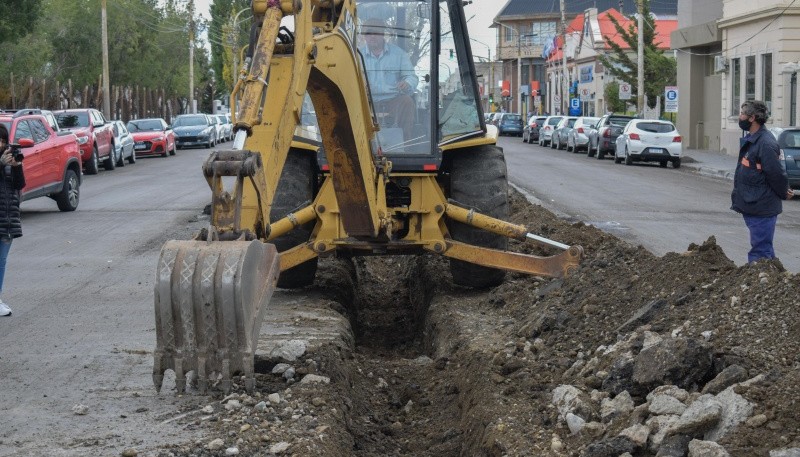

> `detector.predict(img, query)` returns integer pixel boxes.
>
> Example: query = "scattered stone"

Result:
[649,394,687,416]
[647,415,681,451]
[282,367,296,381]
[268,393,281,404]
[770,449,800,457]
[121,449,138,457]
[656,434,692,457]
[272,363,291,374]
[647,385,690,403]
[72,404,89,415]
[600,390,634,423]
[269,441,290,454]
[704,386,754,441]
[201,405,214,414]
[552,385,593,422]
[618,423,649,449]
[581,436,635,457]
[269,340,307,362]
[566,412,585,434]
[550,434,564,452]
[300,374,331,384]
[583,421,606,438]
[225,447,240,456]
[669,395,722,436]
[688,439,730,457]
[311,397,326,407]
[632,337,714,395]
[701,365,749,395]
[616,299,668,333]
[747,414,768,428]
[206,438,225,450]
[254,401,267,411]
[224,400,242,411]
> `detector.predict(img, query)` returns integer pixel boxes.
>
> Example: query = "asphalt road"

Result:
[1,147,216,455]
[499,136,800,273]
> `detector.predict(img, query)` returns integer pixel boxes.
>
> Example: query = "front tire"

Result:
[128,150,136,164]
[117,148,126,167]
[272,149,318,289]
[624,148,633,165]
[672,158,681,169]
[447,145,507,288]
[56,170,80,212]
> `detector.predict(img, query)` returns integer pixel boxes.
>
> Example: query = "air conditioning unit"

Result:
[714,55,729,73]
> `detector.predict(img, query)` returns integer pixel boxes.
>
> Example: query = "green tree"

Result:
[0,0,42,44]
[209,0,249,94]
[596,0,676,112]
[603,82,627,114]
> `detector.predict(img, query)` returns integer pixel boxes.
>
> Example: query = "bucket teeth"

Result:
[153,240,280,394]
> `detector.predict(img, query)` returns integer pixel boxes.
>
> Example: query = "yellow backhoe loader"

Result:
[153,0,583,394]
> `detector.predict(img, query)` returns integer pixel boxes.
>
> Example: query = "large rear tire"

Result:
[85,147,100,175]
[271,149,318,289]
[447,145,508,288]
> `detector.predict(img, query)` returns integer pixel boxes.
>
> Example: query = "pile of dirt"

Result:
[151,190,799,457]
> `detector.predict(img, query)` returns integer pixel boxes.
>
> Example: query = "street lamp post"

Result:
[470,37,494,113]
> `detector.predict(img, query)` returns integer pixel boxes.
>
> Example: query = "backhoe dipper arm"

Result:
[227,0,382,239]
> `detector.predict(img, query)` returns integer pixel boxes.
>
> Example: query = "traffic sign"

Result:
[619,83,632,100]
[665,86,679,113]
[570,98,580,110]
[580,88,591,101]
[554,94,561,105]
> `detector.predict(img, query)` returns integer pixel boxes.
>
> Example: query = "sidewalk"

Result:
[681,148,736,180]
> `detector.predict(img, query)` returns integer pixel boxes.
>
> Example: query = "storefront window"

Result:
[745,56,755,101]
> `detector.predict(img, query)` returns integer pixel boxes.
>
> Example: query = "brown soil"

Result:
[153,190,799,457]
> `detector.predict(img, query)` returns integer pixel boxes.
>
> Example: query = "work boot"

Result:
[0,300,12,317]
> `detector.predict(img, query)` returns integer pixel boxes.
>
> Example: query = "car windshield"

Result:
[582,117,599,125]
[503,115,521,122]
[779,131,800,148]
[567,119,577,128]
[636,122,675,133]
[547,117,562,125]
[55,112,90,128]
[173,115,207,127]
[127,119,164,132]
[217,115,227,123]
[609,117,633,127]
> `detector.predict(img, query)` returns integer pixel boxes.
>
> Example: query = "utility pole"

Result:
[188,0,195,114]
[517,27,523,116]
[560,0,568,115]
[637,0,645,115]
[101,0,110,118]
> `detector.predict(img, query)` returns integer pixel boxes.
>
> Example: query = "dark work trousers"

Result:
[743,214,777,262]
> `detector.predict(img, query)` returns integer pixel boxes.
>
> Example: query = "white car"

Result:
[614,119,682,168]
[537,116,563,147]
[567,116,599,153]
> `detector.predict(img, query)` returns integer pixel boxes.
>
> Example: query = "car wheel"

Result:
[597,149,605,160]
[624,148,633,165]
[614,153,623,164]
[169,145,176,156]
[660,160,668,168]
[104,145,116,171]
[128,149,136,164]
[117,148,126,167]
[56,169,80,212]
[85,147,100,175]
[672,158,681,169]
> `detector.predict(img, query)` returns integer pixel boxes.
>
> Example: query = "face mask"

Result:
[738,118,752,131]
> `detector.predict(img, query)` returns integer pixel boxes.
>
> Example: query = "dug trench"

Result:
[156,190,800,457]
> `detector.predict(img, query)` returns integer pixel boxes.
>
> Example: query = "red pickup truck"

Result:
[54,108,116,175]
[0,110,83,211]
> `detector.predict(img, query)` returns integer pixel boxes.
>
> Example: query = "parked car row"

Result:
[1,108,230,213]
[769,127,800,190]
[485,112,525,136]
[524,113,684,169]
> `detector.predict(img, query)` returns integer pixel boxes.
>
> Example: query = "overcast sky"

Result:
[193,0,504,55]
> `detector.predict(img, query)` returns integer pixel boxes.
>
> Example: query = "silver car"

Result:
[551,116,578,150]
[567,116,600,153]
[217,114,233,142]
[111,120,135,166]
[537,116,563,147]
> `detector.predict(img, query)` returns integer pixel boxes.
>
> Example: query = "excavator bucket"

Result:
[153,240,280,394]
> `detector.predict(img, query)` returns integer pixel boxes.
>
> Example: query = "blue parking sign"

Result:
[569,98,581,116]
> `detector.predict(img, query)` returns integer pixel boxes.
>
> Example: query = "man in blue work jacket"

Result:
[731,100,792,263]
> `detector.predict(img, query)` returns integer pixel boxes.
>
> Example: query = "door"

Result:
[12,120,44,194]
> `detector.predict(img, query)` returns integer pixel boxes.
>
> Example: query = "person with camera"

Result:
[0,124,25,317]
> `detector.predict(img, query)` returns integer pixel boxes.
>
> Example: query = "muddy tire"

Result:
[56,169,80,212]
[447,145,508,288]
[271,149,318,289]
